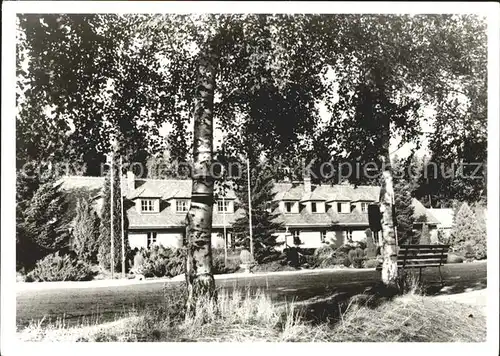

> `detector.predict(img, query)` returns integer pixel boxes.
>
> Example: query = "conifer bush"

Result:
[72,197,100,263]
[364,229,377,258]
[232,163,284,263]
[26,252,94,282]
[449,203,486,260]
[97,162,130,272]
[419,223,431,245]
[348,247,366,268]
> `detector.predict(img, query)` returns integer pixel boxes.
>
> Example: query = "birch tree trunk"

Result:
[185,44,218,314]
[379,124,398,288]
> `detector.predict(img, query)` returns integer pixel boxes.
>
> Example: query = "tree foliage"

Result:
[392,157,416,245]
[17,180,70,270]
[72,196,100,263]
[449,202,486,260]
[232,162,285,264]
[97,157,129,271]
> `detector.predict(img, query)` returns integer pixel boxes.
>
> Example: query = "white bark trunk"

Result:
[185,46,218,314]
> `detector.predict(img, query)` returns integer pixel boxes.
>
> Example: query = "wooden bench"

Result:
[376,244,450,286]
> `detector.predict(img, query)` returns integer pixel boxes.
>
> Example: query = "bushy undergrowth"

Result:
[313,243,375,268]
[447,253,464,264]
[136,246,185,278]
[252,261,298,273]
[363,258,379,268]
[25,252,94,282]
[212,248,240,274]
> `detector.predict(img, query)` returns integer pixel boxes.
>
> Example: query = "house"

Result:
[59,173,240,250]
[427,208,454,241]
[59,173,439,251]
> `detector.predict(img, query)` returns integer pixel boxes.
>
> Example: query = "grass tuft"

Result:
[18,286,486,342]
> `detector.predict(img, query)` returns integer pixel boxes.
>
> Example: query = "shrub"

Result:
[284,247,300,267]
[363,258,380,268]
[348,247,366,268]
[450,202,486,260]
[136,246,185,278]
[167,248,186,277]
[302,254,318,268]
[334,244,355,266]
[26,252,94,282]
[356,241,367,250]
[464,243,475,262]
[212,248,240,274]
[136,246,169,277]
[252,261,297,272]
[447,253,464,264]
[259,250,282,264]
[313,245,335,265]
[239,249,254,265]
[365,229,377,258]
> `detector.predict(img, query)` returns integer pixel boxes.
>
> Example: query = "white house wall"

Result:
[129,232,148,250]
[351,229,366,242]
[298,230,323,248]
[157,232,183,248]
[211,232,226,249]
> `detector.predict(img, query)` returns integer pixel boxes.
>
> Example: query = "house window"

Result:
[141,199,155,212]
[292,230,301,245]
[285,202,293,213]
[321,230,327,243]
[147,232,157,248]
[217,200,229,213]
[346,229,353,242]
[361,202,368,212]
[311,202,317,213]
[176,199,189,212]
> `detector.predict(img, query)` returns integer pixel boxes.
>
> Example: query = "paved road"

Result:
[16,262,487,327]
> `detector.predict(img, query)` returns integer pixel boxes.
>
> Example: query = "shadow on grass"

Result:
[288,269,487,327]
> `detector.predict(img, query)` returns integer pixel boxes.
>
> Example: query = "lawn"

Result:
[18,283,486,342]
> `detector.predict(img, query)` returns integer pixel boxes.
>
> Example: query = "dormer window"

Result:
[176,199,189,213]
[337,202,350,214]
[141,199,155,212]
[217,200,229,213]
[285,202,293,213]
[311,202,317,213]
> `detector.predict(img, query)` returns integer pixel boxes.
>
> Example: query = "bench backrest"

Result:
[397,244,450,268]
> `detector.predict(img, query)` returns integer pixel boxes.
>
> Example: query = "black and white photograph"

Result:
[1,1,499,352]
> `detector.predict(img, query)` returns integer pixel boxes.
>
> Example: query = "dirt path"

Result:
[431,288,487,313]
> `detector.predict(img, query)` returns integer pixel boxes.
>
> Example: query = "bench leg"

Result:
[418,267,422,284]
[439,266,444,288]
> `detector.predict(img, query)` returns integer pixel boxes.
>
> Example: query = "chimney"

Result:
[127,171,135,194]
[303,174,311,194]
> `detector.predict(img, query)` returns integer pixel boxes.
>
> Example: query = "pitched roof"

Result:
[59,176,438,230]
[274,183,379,203]
[412,199,440,225]
[428,208,454,228]
[59,176,237,200]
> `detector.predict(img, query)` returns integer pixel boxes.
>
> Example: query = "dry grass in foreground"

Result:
[18,287,486,342]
